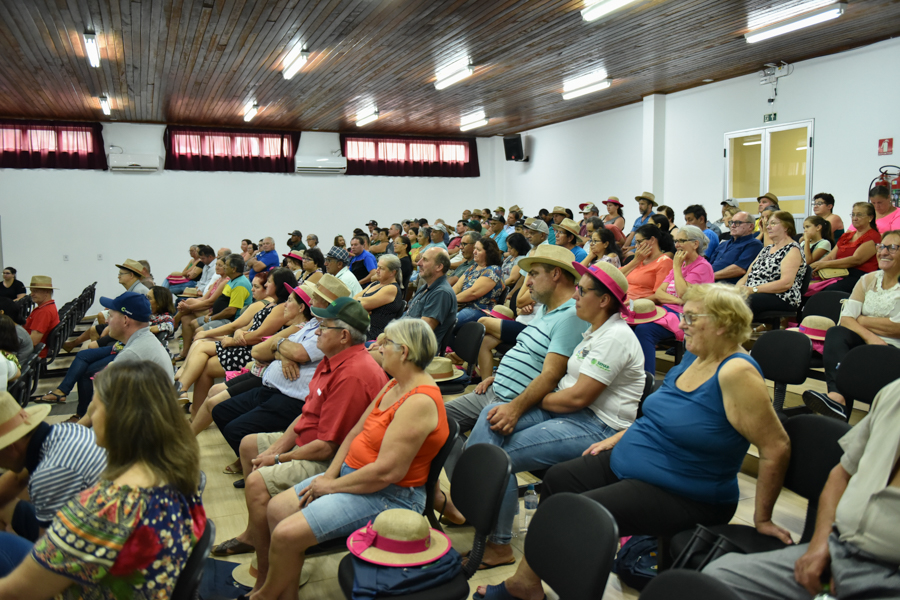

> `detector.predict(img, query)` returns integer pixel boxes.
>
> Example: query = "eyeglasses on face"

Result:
[812,202,827,207]
[728,220,750,227]
[673,238,692,244]
[849,213,867,218]
[381,336,402,349]
[575,284,598,296]
[876,244,900,255]
[679,312,711,326]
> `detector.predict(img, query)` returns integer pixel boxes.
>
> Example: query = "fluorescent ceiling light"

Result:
[243,100,258,122]
[743,140,762,146]
[745,3,845,44]
[581,0,640,23]
[356,107,379,127]
[562,70,611,100]
[460,111,489,132]
[796,146,808,151]
[282,45,309,80]
[435,57,473,90]
[83,33,100,67]
[99,96,110,115]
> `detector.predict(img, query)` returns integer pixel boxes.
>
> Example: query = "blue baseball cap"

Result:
[99,291,152,322]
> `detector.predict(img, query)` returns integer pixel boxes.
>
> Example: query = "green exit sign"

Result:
[764,113,777,123]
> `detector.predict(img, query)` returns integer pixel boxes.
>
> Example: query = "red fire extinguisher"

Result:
[871,165,900,207]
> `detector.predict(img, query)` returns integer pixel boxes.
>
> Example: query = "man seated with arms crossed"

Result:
[194,254,252,331]
[0,391,106,546]
[439,245,586,522]
[705,376,900,599]
[245,237,280,275]
[211,297,389,560]
[709,211,764,284]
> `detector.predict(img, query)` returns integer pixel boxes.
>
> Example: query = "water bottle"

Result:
[520,484,538,534]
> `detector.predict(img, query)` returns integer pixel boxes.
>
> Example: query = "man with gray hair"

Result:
[708,211,763,284]
[449,232,481,285]
[245,237,279,274]
[386,223,402,255]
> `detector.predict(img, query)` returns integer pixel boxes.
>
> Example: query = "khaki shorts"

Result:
[255,432,330,497]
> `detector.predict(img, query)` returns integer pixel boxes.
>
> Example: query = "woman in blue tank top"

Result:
[476,283,792,600]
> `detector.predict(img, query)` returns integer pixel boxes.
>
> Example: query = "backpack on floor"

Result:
[612,535,658,590]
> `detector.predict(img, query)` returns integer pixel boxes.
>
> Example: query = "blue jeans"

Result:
[75,349,119,417]
[295,464,425,543]
[455,306,485,331]
[58,346,115,396]
[633,321,677,374]
[466,402,618,545]
[0,532,33,576]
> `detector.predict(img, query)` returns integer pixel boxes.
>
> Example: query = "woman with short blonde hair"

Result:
[354,255,404,339]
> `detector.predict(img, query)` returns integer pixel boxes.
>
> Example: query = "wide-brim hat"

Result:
[283,282,312,307]
[425,357,466,382]
[0,392,51,450]
[787,315,835,341]
[550,205,568,216]
[313,274,351,304]
[472,209,485,218]
[347,509,452,567]
[757,192,779,204]
[626,299,667,325]
[495,206,505,213]
[572,261,629,305]
[115,258,145,277]
[232,555,311,588]
[282,251,304,262]
[481,306,514,321]
[635,192,657,207]
[508,204,521,213]
[552,218,585,244]
[518,245,579,279]
[28,275,58,290]
[602,196,623,207]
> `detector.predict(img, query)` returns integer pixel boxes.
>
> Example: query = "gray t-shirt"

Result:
[405,275,458,349]
[127,280,150,295]
[115,326,173,380]
[15,324,34,363]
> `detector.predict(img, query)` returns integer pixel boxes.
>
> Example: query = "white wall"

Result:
[0,126,500,306]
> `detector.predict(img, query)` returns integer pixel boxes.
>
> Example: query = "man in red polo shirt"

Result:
[210,297,388,558]
[24,276,59,359]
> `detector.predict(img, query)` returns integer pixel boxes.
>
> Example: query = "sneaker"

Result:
[802,390,847,421]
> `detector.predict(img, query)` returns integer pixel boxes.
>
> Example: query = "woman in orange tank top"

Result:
[250,317,449,599]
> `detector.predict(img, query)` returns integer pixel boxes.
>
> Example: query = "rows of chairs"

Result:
[7,343,45,407]
[40,282,97,376]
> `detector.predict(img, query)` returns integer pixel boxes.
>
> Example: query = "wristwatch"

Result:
[276,338,286,354]
[752,286,759,294]
[274,454,281,465]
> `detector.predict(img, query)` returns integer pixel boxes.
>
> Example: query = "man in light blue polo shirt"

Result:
[442,244,585,478]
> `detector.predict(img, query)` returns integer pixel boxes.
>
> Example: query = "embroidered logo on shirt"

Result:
[590,358,611,372]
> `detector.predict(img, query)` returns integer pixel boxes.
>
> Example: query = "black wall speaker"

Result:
[503,134,529,162]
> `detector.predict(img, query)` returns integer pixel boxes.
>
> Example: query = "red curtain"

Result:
[340,134,480,177]
[0,120,107,169]
[164,126,300,173]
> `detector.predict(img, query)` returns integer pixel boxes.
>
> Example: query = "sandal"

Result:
[473,582,545,600]
[223,464,243,475]
[211,537,254,556]
[66,415,82,424]
[34,392,67,404]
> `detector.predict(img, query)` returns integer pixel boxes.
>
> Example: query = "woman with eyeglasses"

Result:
[802,229,900,421]
[477,283,791,600]
[581,227,624,269]
[809,201,880,294]
[632,225,715,373]
[297,247,325,286]
[812,192,844,240]
[0,267,26,301]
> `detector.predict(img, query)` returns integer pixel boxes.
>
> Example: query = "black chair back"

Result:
[750,330,811,411]
[450,322,484,376]
[637,371,655,419]
[802,290,849,323]
[452,444,511,579]
[782,415,850,543]
[170,519,215,600]
[423,418,459,530]
[438,318,457,357]
[525,493,618,600]
[29,344,45,396]
[835,345,900,416]
[639,569,741,599]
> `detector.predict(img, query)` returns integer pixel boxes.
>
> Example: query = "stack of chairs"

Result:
[38,282,97,378]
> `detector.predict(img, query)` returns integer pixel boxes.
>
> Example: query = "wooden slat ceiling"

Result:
[0,0,897,137]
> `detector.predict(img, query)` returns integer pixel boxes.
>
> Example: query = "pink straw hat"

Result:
[347,509,451,567]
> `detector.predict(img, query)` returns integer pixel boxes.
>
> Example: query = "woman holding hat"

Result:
[249,318,449,598]
[631,224,715,373]
[602,197,626,231]
[0,361,206,599]
[477,283,791,600]
[297,246,325,285]
[453,237,505,330]
[354,254,404,340]
[0,267,26,301]
[802,229,900,420]
[620,225,673,301]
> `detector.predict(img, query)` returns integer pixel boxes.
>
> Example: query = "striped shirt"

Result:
[491,299,585,403]
[26,423,107,527]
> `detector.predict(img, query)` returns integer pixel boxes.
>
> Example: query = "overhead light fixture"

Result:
[581,0,640,23]
[745,2,845,43]
[282,44,309,80]
[796,146,808,151]
[356,106,379,127]
[83,32,101,67]
[703,78,714,83]
[743,140,762,146]
[562,70,611,100]
[99,96,111,115]
[460,110,488,132]
[435,57,473,90]
[243,100,258,122]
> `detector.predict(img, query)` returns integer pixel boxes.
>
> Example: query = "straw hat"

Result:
[757,192,779,204]
[552,218,585,244]
[550,205,568,216]
[626,299,667,325]
[347,509,452,567]
[282,251,304,262]
[508,204,521,213]
[787,315,835,341]
[472,209,485,218]
[495,206,505,213]
[602,196,623,207]
[232,555,311,588]
[115,258,145,277]
[28,275,58,290]
[425,357,465,382]
[481,306,514,321]
[635,192,657,207]
[312,274,351,304]
[518,244,580,279]
[0,392,51,450]
[572,261,629,305]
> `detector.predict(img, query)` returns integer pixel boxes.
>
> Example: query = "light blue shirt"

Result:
[703,227,720,260]
[263,320,325,398]
[490,228,509,252]
[571,245,588,262]
[492,299,585,403]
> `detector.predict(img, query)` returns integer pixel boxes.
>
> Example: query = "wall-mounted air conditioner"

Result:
[108,154,161,172]
[295,155,347,175]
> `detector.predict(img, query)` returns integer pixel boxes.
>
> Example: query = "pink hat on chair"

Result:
[347,509,451,567]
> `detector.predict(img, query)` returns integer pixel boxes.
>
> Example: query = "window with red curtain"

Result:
[164,126,300,173]
[340,134,480,177]
[0,120,107,169]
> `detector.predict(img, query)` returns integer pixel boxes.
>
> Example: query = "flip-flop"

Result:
[460,551,516,571]
[440,515,469,527]
[211,537,254,556]
[223,464,243,475]
[472,582,546,600]
[34,392,67,404]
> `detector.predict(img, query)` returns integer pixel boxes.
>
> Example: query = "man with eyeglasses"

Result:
[708,212,764,284]
[324,246,362,296]
[448,232,480,286]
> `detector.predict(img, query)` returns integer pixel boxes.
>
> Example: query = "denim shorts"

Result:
[296,464,425,543]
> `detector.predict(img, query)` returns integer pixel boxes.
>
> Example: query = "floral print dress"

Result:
[33,481,205,600]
